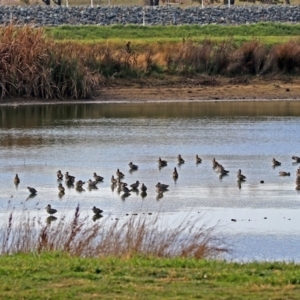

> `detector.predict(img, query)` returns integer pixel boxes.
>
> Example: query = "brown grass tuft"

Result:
[0,25,102,99]
[267,41,300,74]
[228,40,267,75]
[0,208,227,259]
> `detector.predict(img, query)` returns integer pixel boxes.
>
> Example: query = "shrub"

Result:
[227,41,267,75]
[266,41,300,74]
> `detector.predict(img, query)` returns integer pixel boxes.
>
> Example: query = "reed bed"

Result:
[154,39,300,75]
[0,206,227,258]
[53,39,300,79]
[0,25,102,99]
[2,25,300,100]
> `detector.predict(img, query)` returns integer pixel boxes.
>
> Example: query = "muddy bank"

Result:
[99,77,300,102]
[1,77,300,106]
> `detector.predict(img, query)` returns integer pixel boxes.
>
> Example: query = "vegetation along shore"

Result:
[1,23,300,101]
[1,251,300,298]
[0,207,299,299]
[2,19,300,299]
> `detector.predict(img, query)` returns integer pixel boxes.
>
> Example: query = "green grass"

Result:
[46,23,300,45]
[1,252,300,299]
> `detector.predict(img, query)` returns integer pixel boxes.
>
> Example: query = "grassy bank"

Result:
[0,209,299,299]
[1,252,300,299]
[3,24,300,100]
[46,23,300,44]
[0,208,232,299]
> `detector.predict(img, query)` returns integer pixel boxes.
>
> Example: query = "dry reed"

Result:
[0,206,227,259]
[227,40,267,75]
[2,25,300,100]
[0,25,102,99]
[267,41,300,74]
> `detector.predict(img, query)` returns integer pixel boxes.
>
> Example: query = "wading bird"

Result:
[45,204,57,215]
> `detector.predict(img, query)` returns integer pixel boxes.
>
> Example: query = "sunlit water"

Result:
[1,101,300,261]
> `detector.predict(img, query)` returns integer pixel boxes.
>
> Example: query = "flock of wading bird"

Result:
[12,155,300,220]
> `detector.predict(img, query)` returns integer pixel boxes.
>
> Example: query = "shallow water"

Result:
[1,101,300,261]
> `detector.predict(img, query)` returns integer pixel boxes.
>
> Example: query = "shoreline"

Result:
[1,78,300,106]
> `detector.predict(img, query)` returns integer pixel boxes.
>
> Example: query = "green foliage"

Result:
[1,253,300,299]
[46,23,300,44]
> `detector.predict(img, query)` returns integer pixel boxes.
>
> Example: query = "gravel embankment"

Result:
[0,5,300,26]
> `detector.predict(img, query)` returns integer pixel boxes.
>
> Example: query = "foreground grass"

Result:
[46,23,300,45]
[1,252,300,299]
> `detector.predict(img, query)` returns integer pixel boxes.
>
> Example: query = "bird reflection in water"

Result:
[237,180,242,190]
[111,184,116,192]
[140,191,147,199]
[58,192,65,199]
[88,186,98,192]
[26,194,37,201]
[46,216,57,225]
[76,186,85,193]
[156,193,164,200]
[65,181,74,189]
[92,214,103,222]
[131,188,139,195]
[121,192,131,200]
[129,168,138,174]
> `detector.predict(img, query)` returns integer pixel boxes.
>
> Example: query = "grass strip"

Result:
[46,23,300,45]
[1,252,300,299]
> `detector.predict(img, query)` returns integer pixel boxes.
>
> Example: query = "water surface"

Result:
[1,101,300,261]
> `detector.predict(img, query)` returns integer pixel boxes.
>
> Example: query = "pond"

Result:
[1,101,300,261]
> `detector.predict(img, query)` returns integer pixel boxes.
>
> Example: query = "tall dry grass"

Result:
[0,25,102,99]
[227,40,267,75]
[267,41,300,74]
[0,206,227,259]
[2,25,300,100]
[92,39,300,77]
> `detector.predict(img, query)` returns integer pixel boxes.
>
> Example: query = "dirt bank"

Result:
[99,77,300,102]
[1,77,300,105]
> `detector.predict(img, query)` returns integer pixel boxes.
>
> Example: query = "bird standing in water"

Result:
[57,170,63,180]
[272,158,281,166]
[129,162,138,170]
[27,186,37,195]
[130,180,140,189]
[237,169,246,181]
[58,183,65,193]
[140,183,147,192]
[93,172,104,182]
[116,169,125,178]
[177,154,185,164]
[173,167,178,179]
[92,206,103,215]
[111,176,118,185]
[45,204,57,215]
[158,158,167,167]
[14,174,20,184]
[196,155,202,164]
